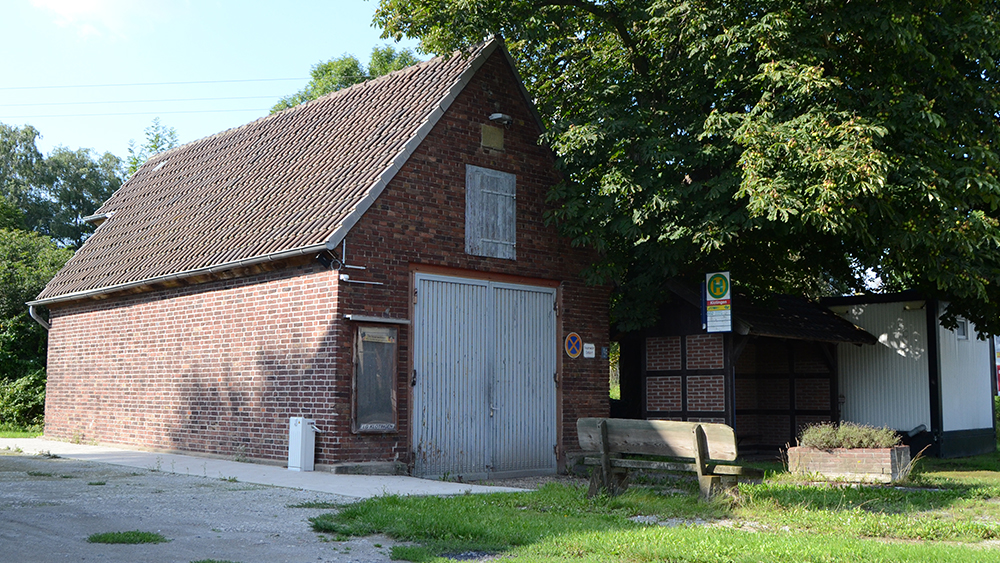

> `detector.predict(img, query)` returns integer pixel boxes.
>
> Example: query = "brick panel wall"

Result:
[793,342,831,374]
[760,415,791,446]
[755,339,790,373]
[646,376,682,411]
[646,336,681,371]
[734,378,759,410]
[686,375,725,411]
[758,378,791,409]
[795,379,831,411]
[686,334,724,370]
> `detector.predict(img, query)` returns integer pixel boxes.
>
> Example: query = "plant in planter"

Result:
[788,422,912,483]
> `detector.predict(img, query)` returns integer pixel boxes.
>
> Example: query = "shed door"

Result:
[412,273,557,479]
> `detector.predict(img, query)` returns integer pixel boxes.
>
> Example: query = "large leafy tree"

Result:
[1,123,124,249]
[271,45,421,113]
[0,228,72,383]
[376,0,1000,333]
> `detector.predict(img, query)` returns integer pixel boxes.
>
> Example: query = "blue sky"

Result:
[0,0,421,160]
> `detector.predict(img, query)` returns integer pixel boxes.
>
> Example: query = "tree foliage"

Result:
[1,123,123,249]
[126,117,179,177]
[0,228,72,383]
[271,45,421,113]
[376,0,1000,333]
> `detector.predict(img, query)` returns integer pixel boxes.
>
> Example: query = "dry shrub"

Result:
[799,421,900,449]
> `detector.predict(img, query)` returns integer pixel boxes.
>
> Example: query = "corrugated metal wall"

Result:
[836,302,932,432]
[938,316,993,431]
[412,274,557,479]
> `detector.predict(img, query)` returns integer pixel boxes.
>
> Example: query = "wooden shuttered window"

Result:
[465,165,516,260]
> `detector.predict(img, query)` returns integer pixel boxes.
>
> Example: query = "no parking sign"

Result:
[565,332,582,358]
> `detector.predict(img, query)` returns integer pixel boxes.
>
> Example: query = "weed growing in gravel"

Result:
[26,471,52,477]
[288,501,343,509]
[87,531,169,544]
[190,560,242,563]
[87,481,106,486]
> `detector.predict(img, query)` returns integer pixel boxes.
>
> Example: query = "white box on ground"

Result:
[288,417,317,471]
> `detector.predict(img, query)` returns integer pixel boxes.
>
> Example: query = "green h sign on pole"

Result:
[705,271,731,333]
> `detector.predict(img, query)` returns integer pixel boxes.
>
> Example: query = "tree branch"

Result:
[539,0,649,75]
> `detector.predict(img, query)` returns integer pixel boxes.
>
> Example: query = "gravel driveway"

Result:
[0,452,399,563]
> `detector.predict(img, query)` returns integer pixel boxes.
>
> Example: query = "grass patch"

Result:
[87,481,106,486]
[87,530,169,544]
[0,422,43,438]
[26,471,53,477]
[289,501,343,509]
[315,456,1000,562]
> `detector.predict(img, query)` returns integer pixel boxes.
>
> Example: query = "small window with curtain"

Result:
[466,165,516,260]
[352,325,398,433]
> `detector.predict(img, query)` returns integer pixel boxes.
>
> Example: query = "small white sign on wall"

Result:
[583,343,596,359]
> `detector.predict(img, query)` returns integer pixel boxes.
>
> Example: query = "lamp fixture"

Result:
[488,113,513,125]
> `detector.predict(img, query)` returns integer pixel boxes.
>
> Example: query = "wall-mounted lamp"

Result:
[489,113,513,126]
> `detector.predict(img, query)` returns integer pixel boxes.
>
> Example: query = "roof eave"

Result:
[28,242,329,308]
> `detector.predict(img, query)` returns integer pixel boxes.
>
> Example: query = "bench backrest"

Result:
[577,418,738,462]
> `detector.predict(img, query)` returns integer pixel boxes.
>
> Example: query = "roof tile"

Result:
[36,42,496,303]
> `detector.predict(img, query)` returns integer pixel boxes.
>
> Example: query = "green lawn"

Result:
[0,423,42,439]
[309,451,1000,562]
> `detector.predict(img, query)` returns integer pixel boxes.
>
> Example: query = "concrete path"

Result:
[0,437,524,498]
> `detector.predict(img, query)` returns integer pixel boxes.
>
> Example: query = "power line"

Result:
[2,95,286,108]
[0,78,308,91]
[0,108,271,119]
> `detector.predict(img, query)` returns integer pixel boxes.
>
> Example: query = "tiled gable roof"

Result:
[33,40,507,305]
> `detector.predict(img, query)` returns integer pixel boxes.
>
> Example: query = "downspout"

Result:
[29,304,50,331]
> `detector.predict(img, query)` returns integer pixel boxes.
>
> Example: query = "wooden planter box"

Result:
[787,446,912,483]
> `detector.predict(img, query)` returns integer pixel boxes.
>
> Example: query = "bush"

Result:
[799,422,900,449]
[0,368,46,427]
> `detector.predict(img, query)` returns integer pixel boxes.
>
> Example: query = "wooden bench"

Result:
[577,418,763,498]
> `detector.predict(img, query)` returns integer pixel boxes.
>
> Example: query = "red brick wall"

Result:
[646,336,681,371]
[795,379,831,411]
[686,334,724,370]
[687,375,725,411]
[646,376,682,411]
[43,48,609,469]
[45,264,339,462]
[788,446,911,483]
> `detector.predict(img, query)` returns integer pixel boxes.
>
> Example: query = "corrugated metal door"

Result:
[412,273,557,479]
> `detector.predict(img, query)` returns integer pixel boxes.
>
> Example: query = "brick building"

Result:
[30,40,609,479]
[615,285,876,453]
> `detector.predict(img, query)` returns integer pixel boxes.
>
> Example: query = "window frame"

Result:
[351,324,399,434]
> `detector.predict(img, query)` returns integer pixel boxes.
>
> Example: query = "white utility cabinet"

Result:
[288,417,318,471]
